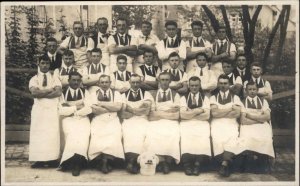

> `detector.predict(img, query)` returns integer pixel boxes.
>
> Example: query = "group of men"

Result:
[28,17,274,178]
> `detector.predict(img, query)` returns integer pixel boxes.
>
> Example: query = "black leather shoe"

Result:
[184,166,193,176]
[101,161,109,174]
[47,160,59,168]
[126,162,134,173]
[31,162,45,168]
[72,165,81,176]
[193,166,200,176]
[162,162,170,174]
[219,165,230,177]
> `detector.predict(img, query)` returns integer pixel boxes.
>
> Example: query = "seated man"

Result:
[135,49,161,91]
[180,76,211,176]
[58,71,92,176]
[222,60,243,97]
[29,56,62,168]
[145,71,181,174]
[110,55,132,94]
[88,75,124,174]
[54,50,78,88]
[120,74,153,174]
[210,74,242,177]
[240,82,274,173]
[81,48,110,94]
[187,52,217,96]
[243,62,272,102]
[163,52,188,95]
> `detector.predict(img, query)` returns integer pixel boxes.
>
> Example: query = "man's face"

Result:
[91,52,102,64]
[99,76,111,90]
[97,19,108,34]
[218,78,230,92]
[237,56,247,70]
[159,74,171,90]
[217,28,226,40]
[196,55,207,68]
[117,59,127,72]
[143,52,154,66]
[222,63,233,75]
[192,25,202,37]
[246,84,258,98]
[68,75,82,89]
[46,41,57,54]
[116,20,127,35]
[63,55,74,67]
[168,56,180,69]
[39,60,50,73]
[141,23,152,36]
[189,80,201,94]
[166,25,177,38]
[130,76,141,91]
[73,23,84,37]
[251,66,262,78]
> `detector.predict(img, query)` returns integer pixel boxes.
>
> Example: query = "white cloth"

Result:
[187,66,217,92]
[209,94,242,156]
[110,71,131,92]
[144,92,181,163]
[135,65,161,82]
[58,89,92,165]
[28,73,62,161]
[88,89,125,160]
[96,32,110,66]
[122,91,154,154]
[180,96,211,156]
[165,68,188,88]
[135,33,159,64]
[244,77,273,99]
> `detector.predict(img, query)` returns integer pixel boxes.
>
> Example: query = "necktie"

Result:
[255,78,259,85]
[96,64,99,73]
[200,68,203,76]
[222,92,226,101]
[251,99,256,108]
[172,69,176,76]
[220,41,224,51]
[42,74,47,87]
[133,91,138,99]
[75,37,80,48]
[52,56,55,63]
[145,36,148,42]
[73,90,77,100]
[170,38,174,47]
[241,71,244,77]
[120,72,125,81]
[192,94,197,105]
[162,91,167,102]
[148,67,152,75]
[103,90,108,101]
[196,38,200,46]
[66,67,69,74]
[120,36,125,45]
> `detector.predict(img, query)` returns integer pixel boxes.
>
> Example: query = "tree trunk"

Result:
[220,5,233,42]
[201,5,219,33]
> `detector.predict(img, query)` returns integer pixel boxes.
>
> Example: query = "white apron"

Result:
[211,102,240,156]
[122,100,149,154]
[210,62,223,78]
[97,43,110,66]
[114,73,131,92]
[238,109,275,157]
[59,100,91,165]
[88,112,124,160]
[71,47,89,70]
[144,100,180,163]
[180,120,211,156]
[29,97,60,161]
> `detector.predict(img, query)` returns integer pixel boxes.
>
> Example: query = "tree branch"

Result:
[220,5,233,42]
[201,5,219,33]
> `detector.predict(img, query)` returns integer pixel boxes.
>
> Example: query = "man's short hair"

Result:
[189,76,201,83]
[73,21,84,27]
[38,55,50,64]
[97,17,108,24]
[116,18,127,24]
[158,71,172,80]
[195,52,208,61]
[217,23,226,32]
[142,21,152,27]
[99,74,111,81]
[63,50,74,56]
[117,54,127,62]
[250,62,262,69]
[222,59,233,66]
[130,73,141,80]
[191,20,203,28]
[246,81,257,89]
[46,37,57,44]
[165,20,178,28]
[236,54,246,60]
[168,52,180,60]
[68,71,82,80]
[90,47,102,54]
[143,48,155,55]
[218,74,230,82]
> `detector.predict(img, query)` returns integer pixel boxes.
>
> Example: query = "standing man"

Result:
[186,21,212,72]
[120,74,153,174]
[211,24,236,77]
[58,71,92,176]
[42,37,62,71]
[88,75,124,174]
[134,21,159,72]
[59,21,94,70]
[108,18,138,73]
[29,56,62,168]
[210,74,242,177]
[180,76,211,176]
[156,21,186,71]
[92,17,111,66]
[145,72,181,174]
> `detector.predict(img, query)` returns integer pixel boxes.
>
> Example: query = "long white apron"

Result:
[238,108,275,157]
[88,112,124,160]
[180,120,211,156]
[144,100,180,163]
[210,62,223,78]
[122,100,149,154]
[29,98,60,161]
[60,100,91,165]
[211,102,239,156]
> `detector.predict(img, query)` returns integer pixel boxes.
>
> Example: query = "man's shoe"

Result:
[31,162,45,168]
[72,165,81,176]
[126,162,134,173]
[101,161,109,174]
[219,165,230,177]
[47,160,59,168]
[184,166,193,176]
[162,162,170,174]
[193,166,200,176]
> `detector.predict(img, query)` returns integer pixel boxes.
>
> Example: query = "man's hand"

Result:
[76,103,84,110]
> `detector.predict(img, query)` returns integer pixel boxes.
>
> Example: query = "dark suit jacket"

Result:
[43,53,63,71]
[232,68,251,84]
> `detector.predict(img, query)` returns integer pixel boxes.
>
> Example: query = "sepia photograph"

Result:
[1,1,299,185]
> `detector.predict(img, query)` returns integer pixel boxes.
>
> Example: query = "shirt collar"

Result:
[237,67,245,72]
[99,88,110,95]
[118,70,126,75]
[38,70,50,76]
[193,36,202,41]
[98,31,107,37]
[218,39,227,43]
[159,88,170,94]
[252,76,261,82]
[219,89,230,97]
[118,33,126,37]
[145,64,153,69]
[130,88,140,93]
[197,65,208,70]
[47,52,56,58]
[227,73,233,78]
[168,35,177,41]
